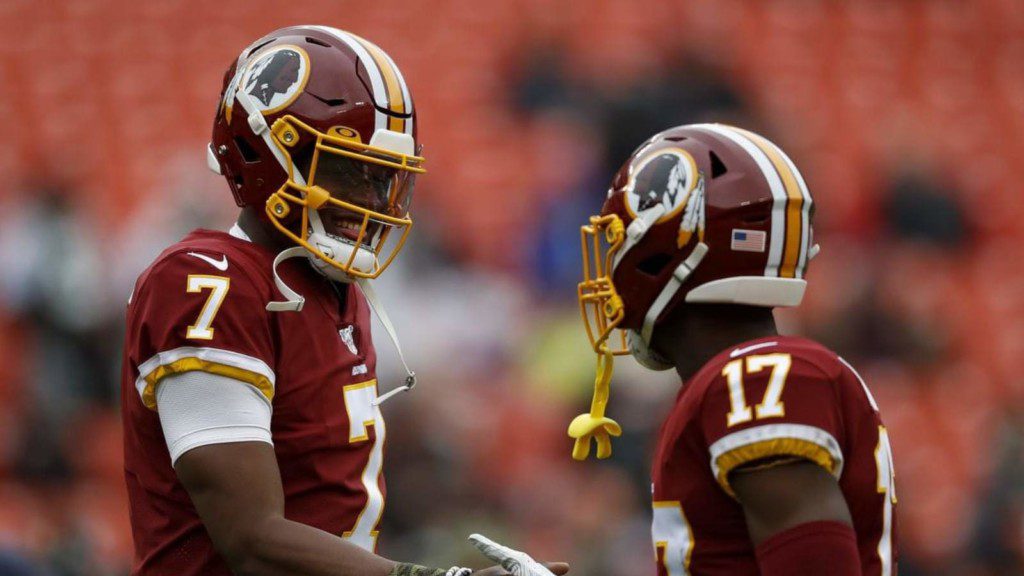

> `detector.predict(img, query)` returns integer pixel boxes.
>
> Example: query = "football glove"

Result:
[468,534,556,576]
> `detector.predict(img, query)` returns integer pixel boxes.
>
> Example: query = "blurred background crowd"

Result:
[1,0,1023,574]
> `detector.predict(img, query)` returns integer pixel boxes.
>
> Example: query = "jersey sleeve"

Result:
[699,350,844,498]
[128,250,276,411]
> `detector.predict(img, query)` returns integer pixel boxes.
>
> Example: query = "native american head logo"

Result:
[239,46,309,111]
[625,147,706,245]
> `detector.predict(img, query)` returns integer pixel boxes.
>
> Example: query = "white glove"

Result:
[468,534,556,576]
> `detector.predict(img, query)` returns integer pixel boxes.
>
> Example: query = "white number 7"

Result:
[652,501,693,575]
[722,353,791,427]
[341,380,386,552]
[186,275,230,340]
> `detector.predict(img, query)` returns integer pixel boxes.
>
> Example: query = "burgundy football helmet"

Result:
[570,123,818,460]
[208,25,422,280]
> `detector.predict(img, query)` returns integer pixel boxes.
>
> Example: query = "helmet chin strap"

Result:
[613,204,666,270]
[264,223,416,406]
[266,247,310,312]
[640,242,709,344]
[356,278,417,406]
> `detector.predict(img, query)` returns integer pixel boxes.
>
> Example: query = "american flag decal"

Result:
[731,229,767,253]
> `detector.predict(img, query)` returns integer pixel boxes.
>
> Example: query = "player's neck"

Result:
[237,207,293,253]
[653,304,778,382]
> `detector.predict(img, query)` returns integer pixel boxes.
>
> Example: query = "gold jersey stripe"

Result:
[350,34,406,133]
[714,436,837,499]
[140,357,275,410]
[732,128,804,278]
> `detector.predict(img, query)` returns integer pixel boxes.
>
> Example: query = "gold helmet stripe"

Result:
[770,140,813,278]
[357,33,415,137]
[731,128,806,279]
[350,34,407,134]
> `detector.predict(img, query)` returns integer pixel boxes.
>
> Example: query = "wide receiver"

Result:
[569,124,897,575]
[121,25,565,576]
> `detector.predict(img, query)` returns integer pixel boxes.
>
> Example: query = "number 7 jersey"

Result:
[121,229,386,576]
[651,335,896,576]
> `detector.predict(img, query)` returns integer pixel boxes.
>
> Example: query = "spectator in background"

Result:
[595,53,751,174]
[0,549,50,576]
[0,179,108,469]
[883,163,970,248]
[517,47,754,299]
[966,412,1024,574]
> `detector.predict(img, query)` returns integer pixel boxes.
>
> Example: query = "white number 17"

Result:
[722,353,791,427]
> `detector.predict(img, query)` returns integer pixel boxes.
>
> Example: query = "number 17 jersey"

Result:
[650,335,897,575]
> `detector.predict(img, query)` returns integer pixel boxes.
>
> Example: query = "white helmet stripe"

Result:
[772,142,813,278]
[311,25,388,133]
[376,48,414,136]
[689,124,787,277]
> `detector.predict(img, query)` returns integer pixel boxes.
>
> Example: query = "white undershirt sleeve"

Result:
[155,370,273,466]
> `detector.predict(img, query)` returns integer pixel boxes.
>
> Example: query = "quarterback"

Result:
[569,124,896,575]
[121,25,566,576]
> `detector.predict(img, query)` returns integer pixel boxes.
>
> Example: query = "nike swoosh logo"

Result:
[187,252,229,271]
[729,341,778,358]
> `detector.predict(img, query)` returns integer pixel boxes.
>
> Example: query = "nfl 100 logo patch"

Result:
[731,229,766,252]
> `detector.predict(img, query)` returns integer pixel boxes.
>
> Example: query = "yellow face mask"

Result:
[263,115,425,279]
[568,214,631,460]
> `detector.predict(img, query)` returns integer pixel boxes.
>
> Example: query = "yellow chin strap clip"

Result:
[567,348,622,460]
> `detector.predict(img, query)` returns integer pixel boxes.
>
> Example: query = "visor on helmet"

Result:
[264,115,424,279]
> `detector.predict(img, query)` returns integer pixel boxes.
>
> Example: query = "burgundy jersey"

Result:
[121,229,386,576]
[651,335,896,576]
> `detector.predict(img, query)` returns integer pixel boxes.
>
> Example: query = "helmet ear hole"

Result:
[636,253,672,277]
[234,136,261,164]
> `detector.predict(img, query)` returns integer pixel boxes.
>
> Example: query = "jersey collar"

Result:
[229,223,252,242]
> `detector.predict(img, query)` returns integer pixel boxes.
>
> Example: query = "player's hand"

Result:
[468,534,569,576]
[469,563,570,576]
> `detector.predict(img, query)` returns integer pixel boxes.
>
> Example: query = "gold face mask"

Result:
[264,115,425,279]
[568,214,629,461]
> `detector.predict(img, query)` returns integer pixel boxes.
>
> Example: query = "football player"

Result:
[569,124,896,575]
[121,25,567,576]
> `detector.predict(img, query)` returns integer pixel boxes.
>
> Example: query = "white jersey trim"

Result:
[228,223,252,242]
[709,423,845,486]
[838,356,879,412]
[136,346,276,407]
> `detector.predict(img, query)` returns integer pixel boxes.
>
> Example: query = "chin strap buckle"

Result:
[248,111,269,135]
[374,372,415,406]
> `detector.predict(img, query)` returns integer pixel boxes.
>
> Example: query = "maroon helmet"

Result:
[208,25,422,280]
[570,123,818,460]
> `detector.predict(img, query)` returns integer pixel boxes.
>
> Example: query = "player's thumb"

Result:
[544,562,570,575]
